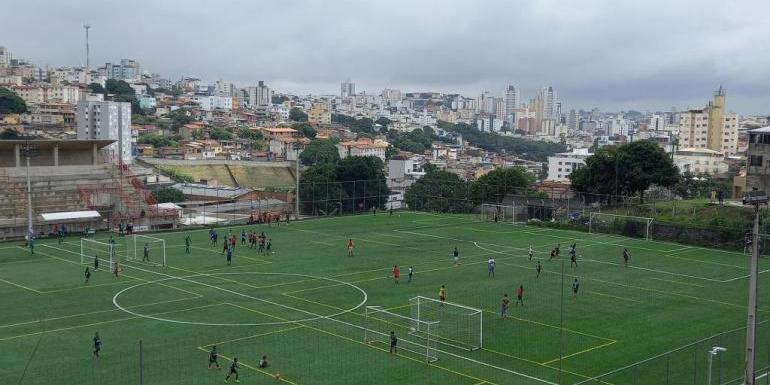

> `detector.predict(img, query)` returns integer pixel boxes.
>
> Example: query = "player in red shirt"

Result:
[392,265,400,284]
[515,285,525,306]
[346,239,355,256]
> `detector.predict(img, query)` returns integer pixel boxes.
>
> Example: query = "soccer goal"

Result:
[588,212,654,240]
[80,238,120,271]
[363,306,439,363]
[128,234,167,266]
[409,296,483,351]
[480,203,516,224]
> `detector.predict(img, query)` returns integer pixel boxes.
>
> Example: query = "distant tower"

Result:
[83,24,91,70]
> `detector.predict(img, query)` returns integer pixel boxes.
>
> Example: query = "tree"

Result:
[404,168,474,213]
[437,121,566,162]
[388,128,432,154]
[300,164,348,215]
[332,114,374,133]
[335,156,388,211]
[0,128,20,139]
[138,133,177,148]
[570,140,679,202]
[238,127,263,141]
[272,95,290,104]
[300,140,340,166]
[0,87,27,114]
[290,108,308,122]
[292,122,317,139]
[151,187,185,203]
[209,129,233,141]
[167,109,194,130]
[375,117,392,127]
[88,83,105,94]
[104,79,135,95]
[471,166,534,204]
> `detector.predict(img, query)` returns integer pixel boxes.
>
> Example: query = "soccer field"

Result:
[2,211,770,385]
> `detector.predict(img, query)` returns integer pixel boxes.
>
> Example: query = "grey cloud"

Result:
[2,0,769,113]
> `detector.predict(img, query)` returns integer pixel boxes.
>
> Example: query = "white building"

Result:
[673,148,728,175]
[190,95,233,111]
[387,156,426,190]
[337,138,389,161]
[677,87,739,156]
[476,116,503,133]
[245,81,271,111]
[341,78,355,98]
[547,148,592,182]
[504,85,520,125]
[649,115,666,131]
[0,46,11,68]
[76,101,132,165]
[138,95,157,109]
[11,85,80,105]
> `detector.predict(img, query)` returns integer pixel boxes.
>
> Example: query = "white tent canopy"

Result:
[40,210,101,222]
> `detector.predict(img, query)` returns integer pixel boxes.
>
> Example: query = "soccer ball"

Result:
[274,372,281,381]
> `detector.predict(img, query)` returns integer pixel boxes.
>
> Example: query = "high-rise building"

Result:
[341,78,355,98]
[77,101,132,165]
[504,85,520,125]
[308,102,331,125]
[0,46,11,68]
[381,88,402,104]
[244,81,272,111]
[677,87,738,155]
[99,59,141,82]
[649,115,666,131]
[567,109,578,131]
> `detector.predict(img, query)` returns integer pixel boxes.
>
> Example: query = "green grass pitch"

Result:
[2,211,770,385]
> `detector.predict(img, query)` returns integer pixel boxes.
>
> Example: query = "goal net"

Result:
[588,212,654,240]
[409,296,482,351]
[480,203,516,224]
[363,306,439,363]
[80,238,119,271]
[129,234,167,266]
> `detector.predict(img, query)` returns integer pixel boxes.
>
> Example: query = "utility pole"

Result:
[293,143,301,219]
[743,189,767,385]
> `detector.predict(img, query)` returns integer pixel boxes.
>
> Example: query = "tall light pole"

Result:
[293,143,301,219]
[83,24,91,71]
[21,141,38,241]
[743,189,768,385]
[709,346,727,385]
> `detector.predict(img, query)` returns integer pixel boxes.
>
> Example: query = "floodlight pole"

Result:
[21,141,36,241]
[294,143,301,219]
[745,202,761,385]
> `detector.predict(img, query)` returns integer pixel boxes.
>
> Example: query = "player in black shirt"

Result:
[208,345,221,369]
[93,332,101,358]
[225,357,239,383]
[389,331,398,354]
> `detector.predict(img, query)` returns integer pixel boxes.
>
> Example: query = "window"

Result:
[750,155,763,167]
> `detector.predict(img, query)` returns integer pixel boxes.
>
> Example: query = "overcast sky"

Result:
[3,0,770,114]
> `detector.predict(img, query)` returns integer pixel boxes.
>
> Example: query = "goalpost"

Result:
[364,306,439,363]
[480,203,516,224]
[588,212,654,240]
[129,234,167,266]
[409,296,483,351]
[80,238,120,271]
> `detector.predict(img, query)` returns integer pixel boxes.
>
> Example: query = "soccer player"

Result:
[84,267,91,283]
[488,257,496,278]
[266,239,272,253]
[453,247,460,266]
[392,265,400,284]
[515,285,524,306]
[241,230,246,246]
[226,246,233,266]
[94,255,99,270]
[109,236,116,259]
[222,238,229,255]
[570,251,578,268]
[408,266,414,283]
[143,243,150,262]
[225,357,240,383]
[572,278,580,297]
[58,227,64,244]
[93,332,101,358]
[389,331,398,354]
[113,262,121,278]
[185,235,191,255]
[438,285,446,305]
[208,345,221,369]
[389,208,393,216]
[210,229,217,247]
[623,248,630,267]
[501,294,510,317]
[555,243,561,257]
[230,235,236,250]
[528,245,533,261]
[346,239,355,257]
[549,248,556,261]
[536,260,542,278]
[28,236,34,255]
[258,237,265,254]
[258,355,269,368]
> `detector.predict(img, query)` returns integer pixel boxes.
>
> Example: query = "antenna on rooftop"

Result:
[83,24,91,71]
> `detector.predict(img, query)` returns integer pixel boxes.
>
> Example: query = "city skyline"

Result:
[2,0,770,114]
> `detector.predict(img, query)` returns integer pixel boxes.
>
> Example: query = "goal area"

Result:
[129,234,167,266]
[363,306,439,363]
[588,212,654,240]
[480,203,516,224]
[409,296,482,351]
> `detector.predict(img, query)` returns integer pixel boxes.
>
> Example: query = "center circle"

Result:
[112,272,368,326]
